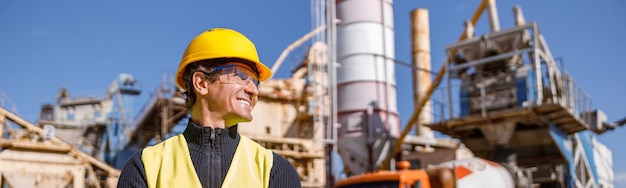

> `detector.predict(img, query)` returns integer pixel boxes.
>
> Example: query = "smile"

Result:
[238,99,251,106]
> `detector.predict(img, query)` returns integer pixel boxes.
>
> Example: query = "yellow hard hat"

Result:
[175,28,272,91]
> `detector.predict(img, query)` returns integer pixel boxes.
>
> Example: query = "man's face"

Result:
[203,62,259,125]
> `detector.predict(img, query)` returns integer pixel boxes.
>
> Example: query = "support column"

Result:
[411,8,434,138]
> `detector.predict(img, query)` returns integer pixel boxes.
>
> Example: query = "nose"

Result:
[244,81,259,100]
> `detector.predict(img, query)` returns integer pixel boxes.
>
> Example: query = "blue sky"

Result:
[1,0,624,186]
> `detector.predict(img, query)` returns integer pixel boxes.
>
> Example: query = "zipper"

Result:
[209,128,220,187]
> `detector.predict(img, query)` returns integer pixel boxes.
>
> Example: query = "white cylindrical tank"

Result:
[335,0,400,175]
[437,157,515,188]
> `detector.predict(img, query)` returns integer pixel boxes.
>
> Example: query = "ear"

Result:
[192,72,209,95]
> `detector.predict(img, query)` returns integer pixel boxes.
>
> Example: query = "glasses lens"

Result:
[214,64,259,86]
[234,67,259,86]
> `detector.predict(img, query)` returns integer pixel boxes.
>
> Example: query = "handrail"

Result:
[123,82,181,148]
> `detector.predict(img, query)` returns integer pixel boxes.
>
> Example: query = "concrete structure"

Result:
[335,0,400,176]
[0,106,120,188]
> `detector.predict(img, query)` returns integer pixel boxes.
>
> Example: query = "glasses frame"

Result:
[198,64,260,87]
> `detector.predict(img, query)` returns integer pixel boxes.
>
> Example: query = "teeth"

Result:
[238,99,251,106]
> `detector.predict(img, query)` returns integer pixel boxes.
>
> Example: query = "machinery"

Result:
[336,158,525,188]
[0,74,144,187]
[334,0,621,188]
[0,105,121,187]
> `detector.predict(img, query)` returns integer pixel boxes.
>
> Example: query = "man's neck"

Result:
[189,109,227,129]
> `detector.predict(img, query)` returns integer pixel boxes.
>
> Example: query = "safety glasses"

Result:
[201,64,260,87]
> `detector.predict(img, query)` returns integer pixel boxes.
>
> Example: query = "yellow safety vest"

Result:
[142,134,273,188]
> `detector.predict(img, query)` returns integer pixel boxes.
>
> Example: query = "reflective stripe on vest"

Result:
[142,134,273,188]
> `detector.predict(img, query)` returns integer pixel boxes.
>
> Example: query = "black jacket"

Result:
[117,121,301,188]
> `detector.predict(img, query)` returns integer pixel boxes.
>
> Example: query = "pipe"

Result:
[513,5,526,26]
[487,0,501,32]
[411,8,434,138]
[270,25,327,79]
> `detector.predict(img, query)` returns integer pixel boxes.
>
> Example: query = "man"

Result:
[118,28,301,188]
